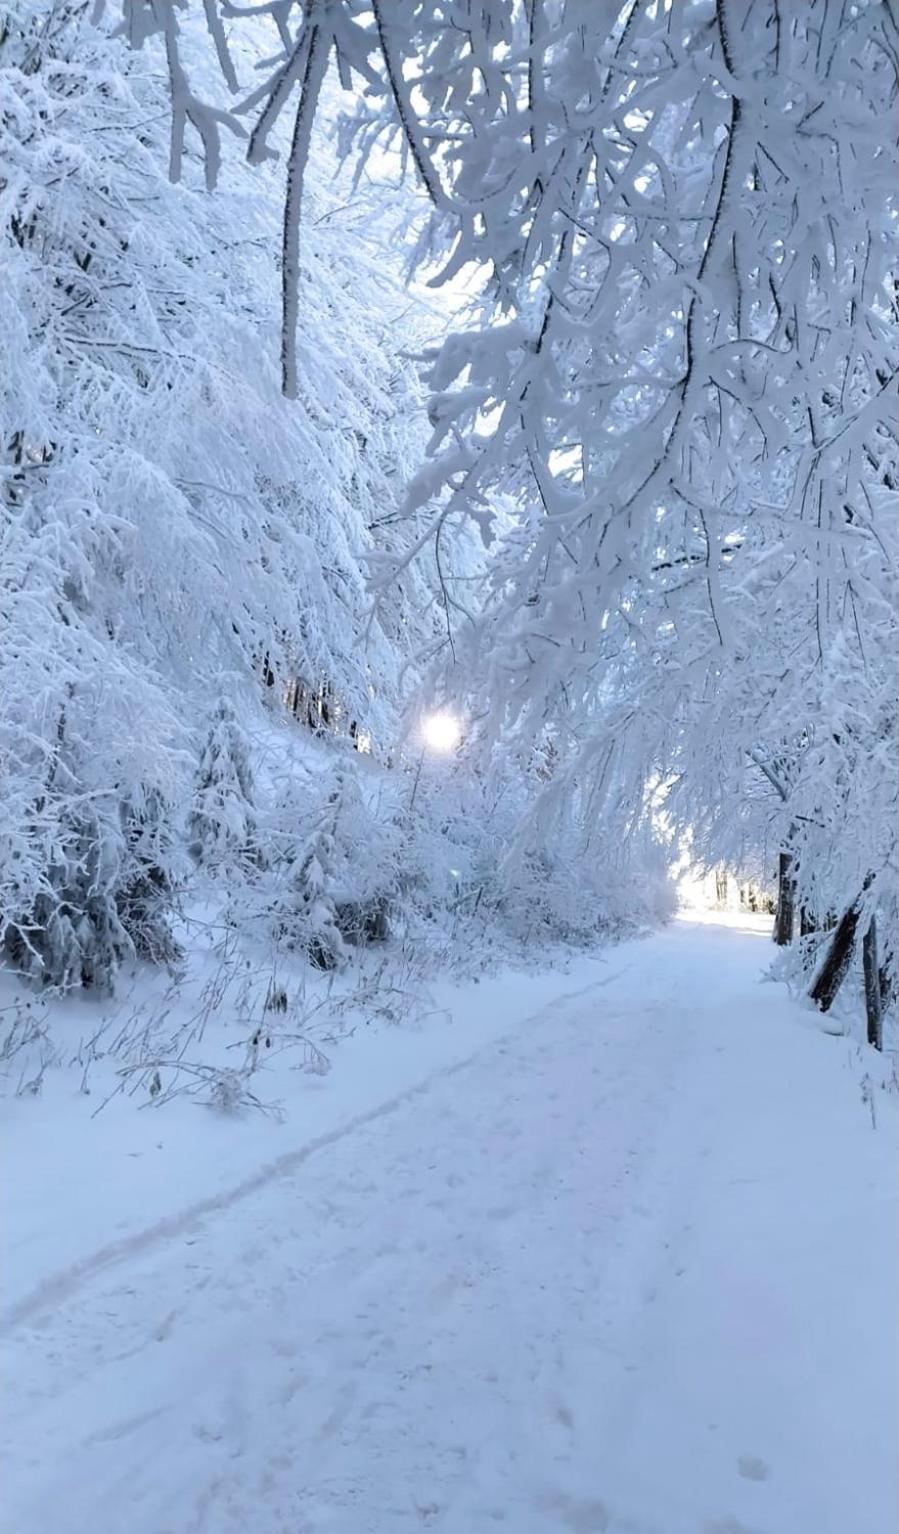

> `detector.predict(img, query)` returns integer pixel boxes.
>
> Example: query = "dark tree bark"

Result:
[800,905,817,937]
[863,917,883,1051]
[809,904,862,1012]
[880,941,895,1013]
[773,851,795,945]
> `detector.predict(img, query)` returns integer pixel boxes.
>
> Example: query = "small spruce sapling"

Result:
[188,697,258,871]
[4,802,131,992]
[118,787,183,969]
[292,798,348,972]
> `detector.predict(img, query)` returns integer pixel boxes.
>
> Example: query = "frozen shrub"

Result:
[2,786,181,993]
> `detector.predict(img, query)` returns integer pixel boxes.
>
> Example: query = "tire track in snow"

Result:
[4,967,631,1332]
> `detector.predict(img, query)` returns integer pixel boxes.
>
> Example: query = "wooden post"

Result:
[773,851,795,945]
[863,917,883,1051]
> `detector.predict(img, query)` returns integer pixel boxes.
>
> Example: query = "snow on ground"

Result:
[1,946,618,1316]
[3,914,896,1534]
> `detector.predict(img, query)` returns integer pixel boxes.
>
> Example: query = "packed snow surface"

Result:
[3,914,896,1534]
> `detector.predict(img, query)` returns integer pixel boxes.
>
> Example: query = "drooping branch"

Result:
[370,0,444,208]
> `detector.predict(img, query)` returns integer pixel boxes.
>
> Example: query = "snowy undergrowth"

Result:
[0,879,650,1121]
[0,910,442,1117]
[1,678,675,1121]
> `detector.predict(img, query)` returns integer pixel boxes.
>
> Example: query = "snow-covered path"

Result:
[3,918,896,1534]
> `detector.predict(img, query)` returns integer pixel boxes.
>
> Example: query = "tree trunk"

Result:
[879,945,895,1012]
[863,917,883,1051]
[800,905,816,937]
[809,904,861,1012]
[773,851,795,945]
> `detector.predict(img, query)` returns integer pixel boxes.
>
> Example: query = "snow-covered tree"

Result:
[282,804,349,972]
[188,696,258,869]
[1,1,463,990]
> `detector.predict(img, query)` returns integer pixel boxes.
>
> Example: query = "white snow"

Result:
[3,914,896,1534]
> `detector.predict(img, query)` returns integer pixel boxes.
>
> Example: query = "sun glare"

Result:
[421,710,463,753]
